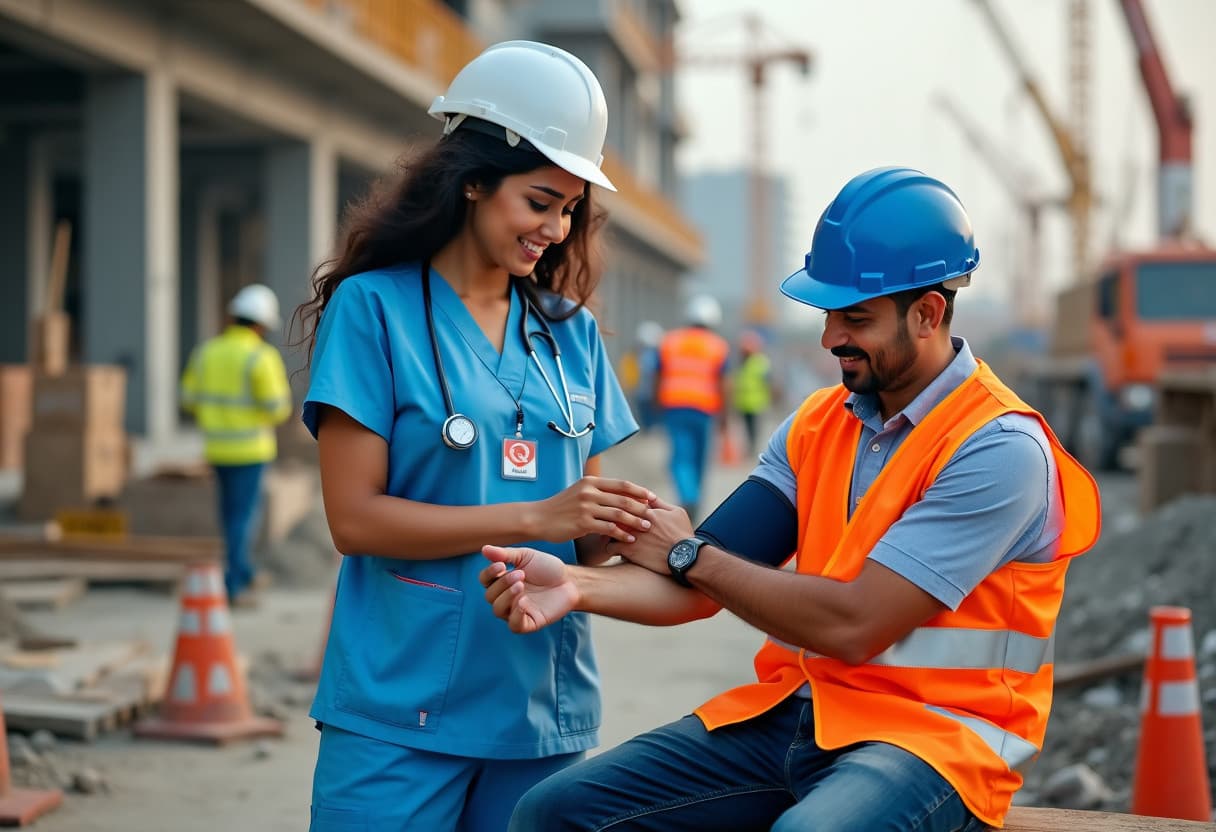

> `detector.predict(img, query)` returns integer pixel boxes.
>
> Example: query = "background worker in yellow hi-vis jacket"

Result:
[181,284,292,606]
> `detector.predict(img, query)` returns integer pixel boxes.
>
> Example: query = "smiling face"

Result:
[820,295,920,398]
[466,165,587,276]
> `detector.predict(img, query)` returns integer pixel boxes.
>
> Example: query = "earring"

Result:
[465,191,473,199]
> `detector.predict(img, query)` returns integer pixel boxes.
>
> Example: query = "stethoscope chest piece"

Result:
[441,413,478,450]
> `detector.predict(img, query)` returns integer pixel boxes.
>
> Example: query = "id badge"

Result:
[502,437,538,480]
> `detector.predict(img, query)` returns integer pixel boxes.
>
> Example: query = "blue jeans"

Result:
[212,462,265,600]
[664,407,714,514]
[509,698,985,832]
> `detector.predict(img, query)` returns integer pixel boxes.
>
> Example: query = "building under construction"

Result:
[0,0,702,453]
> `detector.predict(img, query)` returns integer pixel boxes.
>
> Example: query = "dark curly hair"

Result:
[293,122,607,369]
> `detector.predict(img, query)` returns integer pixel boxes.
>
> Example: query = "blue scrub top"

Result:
[302,263,638,759]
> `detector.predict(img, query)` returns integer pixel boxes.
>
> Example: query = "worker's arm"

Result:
[250,346,293,425]
[615,419,1055,664]
[179,348,201,415]
[481,473,799,630]
[317,406,654,559]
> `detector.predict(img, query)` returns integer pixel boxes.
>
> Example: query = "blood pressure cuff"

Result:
[695,476,797,568]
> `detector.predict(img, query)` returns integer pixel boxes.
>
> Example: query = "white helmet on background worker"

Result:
[636,320,664,348]
[428,40,616,191]
[684,295,723,329]
[228,284,281,330]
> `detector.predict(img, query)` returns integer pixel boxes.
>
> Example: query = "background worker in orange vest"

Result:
[481,167,1102,832]
[655,295,729,521]
[180,284,292,607]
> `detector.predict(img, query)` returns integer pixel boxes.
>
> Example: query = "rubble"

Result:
[1029,494,1216,810]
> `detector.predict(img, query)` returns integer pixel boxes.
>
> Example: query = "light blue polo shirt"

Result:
[753,337,1063,609]
[302,263,637,759]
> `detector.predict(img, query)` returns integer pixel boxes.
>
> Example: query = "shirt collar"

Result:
[844,336,976,427]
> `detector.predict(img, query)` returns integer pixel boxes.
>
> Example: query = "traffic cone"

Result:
[1131,605,1212,820]
[718,425,742,466]
[0,694,63,826]
[134,562,283,744]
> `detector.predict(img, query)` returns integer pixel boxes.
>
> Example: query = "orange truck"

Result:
[1021,247,1216,470]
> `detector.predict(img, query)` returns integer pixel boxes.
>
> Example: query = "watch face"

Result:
[443,414,477,449]
[670,541,696,570]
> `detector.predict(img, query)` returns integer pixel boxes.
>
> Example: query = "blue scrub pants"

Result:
[212,462,265,600]
[508,698,985,832]
[310,724,583,832]
[663,407,714,518]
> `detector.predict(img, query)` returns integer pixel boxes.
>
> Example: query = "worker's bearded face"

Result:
[830,316,918,396]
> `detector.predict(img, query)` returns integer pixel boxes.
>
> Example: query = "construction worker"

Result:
[481,167,1102,831]
[625,320,664,432]
[655,296,729,521]
[731,328,775,457]
[180,283,292,607]
[294,42,653,831]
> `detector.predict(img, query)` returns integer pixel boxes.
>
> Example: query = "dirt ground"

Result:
[4,427,1146,831]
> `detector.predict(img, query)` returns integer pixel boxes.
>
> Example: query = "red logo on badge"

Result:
[506,441,534,466]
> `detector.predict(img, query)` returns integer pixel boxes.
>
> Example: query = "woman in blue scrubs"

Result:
[295,42,654,831]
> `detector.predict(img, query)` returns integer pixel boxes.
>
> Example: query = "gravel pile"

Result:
[1023,494,1216,811]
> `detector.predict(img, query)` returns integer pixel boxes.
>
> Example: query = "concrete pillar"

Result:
[0,129,33,361]
[263,138,337,393]
[82,71,179,439]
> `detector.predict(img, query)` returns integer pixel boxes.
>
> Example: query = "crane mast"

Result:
[1117,0,1194,240]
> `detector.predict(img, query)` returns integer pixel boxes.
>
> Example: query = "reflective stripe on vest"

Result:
[923,706,1041,773]
[768,626,1054,675]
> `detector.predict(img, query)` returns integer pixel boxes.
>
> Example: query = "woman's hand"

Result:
[480,545,578,633]
[530,477,655,544]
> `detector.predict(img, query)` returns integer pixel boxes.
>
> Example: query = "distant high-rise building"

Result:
[680,170,790,337]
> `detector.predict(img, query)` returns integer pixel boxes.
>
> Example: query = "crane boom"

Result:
[1116,0,1193,239]
[969,0,1092,282]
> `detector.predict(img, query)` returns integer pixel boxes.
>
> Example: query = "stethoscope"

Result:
[423,263,595,450]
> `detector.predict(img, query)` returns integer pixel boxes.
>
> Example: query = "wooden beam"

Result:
[1006,807,1215,830]
[0,535,220,562]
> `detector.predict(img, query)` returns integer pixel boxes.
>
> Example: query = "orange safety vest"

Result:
[656,327,729,414]
[694,360,1101,827]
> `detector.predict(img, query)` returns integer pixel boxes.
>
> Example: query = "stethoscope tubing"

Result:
[422,262,593,447]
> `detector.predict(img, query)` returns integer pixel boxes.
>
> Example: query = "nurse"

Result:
[296,41,654,831]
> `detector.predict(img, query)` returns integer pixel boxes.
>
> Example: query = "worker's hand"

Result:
[613,498,694,576]
[480,545,577,634]
[534,477,656,544]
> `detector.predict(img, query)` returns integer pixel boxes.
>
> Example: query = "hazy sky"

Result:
[674,0,1216,312]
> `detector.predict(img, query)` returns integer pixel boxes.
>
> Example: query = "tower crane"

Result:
[676,14,812,326]
[970,0,1093,283]
[1116,0,1194,241]
[934,93,1057,329]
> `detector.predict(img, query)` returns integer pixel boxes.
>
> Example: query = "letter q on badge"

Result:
[501,437,538,480]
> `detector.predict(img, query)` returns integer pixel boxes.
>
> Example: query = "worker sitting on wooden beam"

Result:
[481,166,1103,831]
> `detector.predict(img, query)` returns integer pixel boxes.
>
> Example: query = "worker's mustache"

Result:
[831,346,868,361]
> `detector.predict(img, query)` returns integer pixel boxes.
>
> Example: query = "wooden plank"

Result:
[1055,653,1146,690]
[0,534,221,562]
[0,640,150,696]
[1006,806,1215,830]
[1,577,87,610]
[0,692,118,741]
[0,559,185,584]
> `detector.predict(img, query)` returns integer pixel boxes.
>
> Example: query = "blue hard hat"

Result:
[780,167,980,310]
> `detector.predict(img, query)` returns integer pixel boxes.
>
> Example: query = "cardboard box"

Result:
[31,365,126,432]
[19,427,129,520]
[30,312,70,377]
[0,364,33,470]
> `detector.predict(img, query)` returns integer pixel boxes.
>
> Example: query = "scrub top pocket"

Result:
[335,570,464,732]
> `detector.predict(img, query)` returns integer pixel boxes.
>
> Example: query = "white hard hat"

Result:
[636,320,664,347]
[685,295,723,329]
[228,284,281,330]
[428,41,616,192]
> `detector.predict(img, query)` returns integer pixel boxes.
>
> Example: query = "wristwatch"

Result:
[667,537,708,587]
